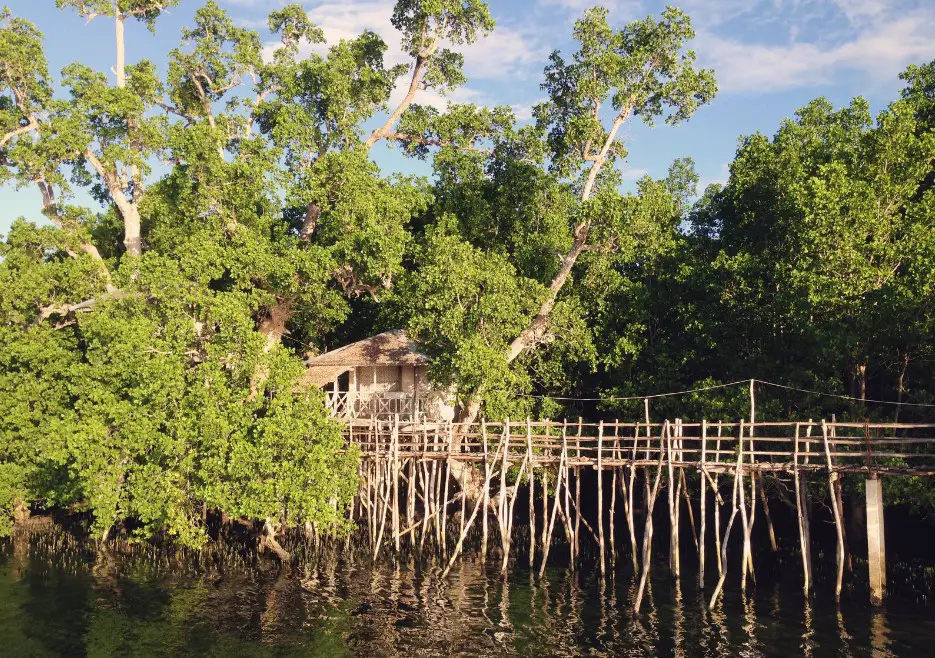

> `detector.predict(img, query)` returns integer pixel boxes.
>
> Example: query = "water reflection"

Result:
[1,531,934,657]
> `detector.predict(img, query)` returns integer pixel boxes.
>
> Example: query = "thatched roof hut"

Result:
[301,330,429,388]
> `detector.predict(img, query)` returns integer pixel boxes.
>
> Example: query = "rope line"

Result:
[516,380,749,401]
[515,377,935,408]
[753,379,935,409]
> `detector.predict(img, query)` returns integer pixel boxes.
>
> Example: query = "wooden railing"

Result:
[326,392,428,421]
[343,418,935,476]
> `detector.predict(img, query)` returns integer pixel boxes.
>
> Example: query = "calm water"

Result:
[1,530,934,657]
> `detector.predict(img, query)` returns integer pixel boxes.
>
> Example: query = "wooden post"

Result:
[541,419,550,552]
[866,475,886,605]
[708,427,743,611]
[626,424,639,571]
[822,420,845,602]
[502,445,529,576]
[738,420,752,593]
[634,421,668,615]
[481,419,490,563]
[406,457,415,534]
[714,422,723,573]
[442,436,506,578]
[609,421,619,566]
[499,419,511,558]
[539,428,568,578]
[564,423,575,571]
[758,473,779,552]
[392,414,400,554]
[667,418,679,578]
[574,418,583,565]
[528,419,536,567]
[598,420,606,577]
[699,419,707,588]
[793,422,812,596]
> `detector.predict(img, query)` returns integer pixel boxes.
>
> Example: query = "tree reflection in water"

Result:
[0,527,930,657]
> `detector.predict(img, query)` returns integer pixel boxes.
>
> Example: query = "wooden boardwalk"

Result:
[344,418,935,476]
[340,416,935,612]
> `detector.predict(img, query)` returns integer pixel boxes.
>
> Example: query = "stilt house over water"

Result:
[302,330,451,422]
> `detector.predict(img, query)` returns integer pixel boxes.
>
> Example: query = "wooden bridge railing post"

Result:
[699,418,707,589]
[866,474,886,605]
[597,420,605,577]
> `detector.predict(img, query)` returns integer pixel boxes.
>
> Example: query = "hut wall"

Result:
[356,366,401,398]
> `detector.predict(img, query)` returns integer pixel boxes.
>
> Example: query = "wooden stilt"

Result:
[758,473,778,552]
[499,419,511,559]
[626,424,639,572]
[538,429,568,578]
[699,419,708,588]
[714,422,723,574]
[708,428,743,611]
[392,415,400,554]
[793,422,812,597]
[598,420,606,577]
[738,421,752,593]
[441,446,451,557]
[822,420,845,602]
[407,458,415,534]
[481,419,490,563]
[866,475,886,605]
[541,419,550,552]
[573,418,583,566]
[441,436,506,578]
[502,447,529,576]
[667,418,679,578]
[634,421,668,615]
[563,422,575,571]
[528,419,535,568]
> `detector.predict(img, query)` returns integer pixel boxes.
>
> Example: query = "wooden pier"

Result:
[342,416,935,611]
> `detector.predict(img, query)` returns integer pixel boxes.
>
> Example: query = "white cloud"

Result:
[832,0,891,25]
[460,26,547,81]
[538,0,642,15]
[620,166,649,180]
[699,7,935,93]
[263,2,545,81]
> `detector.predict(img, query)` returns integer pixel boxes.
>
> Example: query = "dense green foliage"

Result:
[1,0,934,536]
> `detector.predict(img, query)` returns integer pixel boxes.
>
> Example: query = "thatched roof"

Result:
[301,330,429,388]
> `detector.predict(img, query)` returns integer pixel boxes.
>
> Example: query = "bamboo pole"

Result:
[528,418,536,567]
[822,420,845,602]
[538,428,568,578]
[502,446,530,576]
[541,419,550,552]
[758,473,778,552]
[793,422,812,596]
[609,421,619,566]
[738,421,752,593]
[407,457,415,535]
[574,418,583,565]
[598,420,606,577]
[680,469,698,554]
[633,421,668,615]
[699,419,707,588]
[708,428,743,611]
[714,422,723,573]
[499,419,511,558]
[441,425,452,556]
[441,437,506,578]
[392,415,400,554]
[667,418,679,578]
[564,423,575,571]
[626,424,639,571]
[481,419,490,563]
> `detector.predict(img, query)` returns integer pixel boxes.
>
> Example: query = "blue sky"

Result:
[3,0,935,235]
